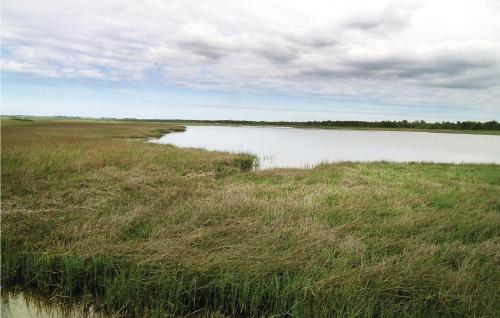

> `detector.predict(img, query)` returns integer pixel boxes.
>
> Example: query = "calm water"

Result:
[151,126,500,169]
[1,293,109,318]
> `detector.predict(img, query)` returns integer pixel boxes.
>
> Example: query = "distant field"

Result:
[4,115,500,135]
[1,118,499,317]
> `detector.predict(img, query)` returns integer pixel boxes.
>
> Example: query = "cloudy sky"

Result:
[2,0,500,121]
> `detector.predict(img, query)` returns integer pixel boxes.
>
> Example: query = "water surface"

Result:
[1,293,108,318]
[152,126,500,169]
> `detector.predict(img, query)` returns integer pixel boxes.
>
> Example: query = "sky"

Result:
[2,0,500,121]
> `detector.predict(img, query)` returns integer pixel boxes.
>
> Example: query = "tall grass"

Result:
[5,246,497,317]
[1,119,499,317]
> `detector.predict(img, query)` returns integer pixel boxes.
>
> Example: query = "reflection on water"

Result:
[1,291,225,317]
[1,292,110,318]
[151,126,500,169]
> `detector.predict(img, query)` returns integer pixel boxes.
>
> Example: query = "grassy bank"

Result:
[1,119,499,317]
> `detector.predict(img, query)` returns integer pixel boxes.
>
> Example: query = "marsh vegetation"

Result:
[1,119,499,317]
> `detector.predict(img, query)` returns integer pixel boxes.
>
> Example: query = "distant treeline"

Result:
[284,120,500,130]
[4,115,500,130]
[124,118,500,131]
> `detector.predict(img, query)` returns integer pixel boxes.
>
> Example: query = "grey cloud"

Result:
[180,40,229,60]
[345,14,406,30]
[344,57,496,79]
[295,41,500,94]
[282,29,338,48]
[431,80,496,90]
[2,0,500,110]
[424,70,500,90]
[344,1,419,31]
[252,38,299,63]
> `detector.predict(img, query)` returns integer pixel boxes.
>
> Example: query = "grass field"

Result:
[1,119,499,317]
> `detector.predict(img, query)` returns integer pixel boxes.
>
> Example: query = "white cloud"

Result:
[2,0,500,110]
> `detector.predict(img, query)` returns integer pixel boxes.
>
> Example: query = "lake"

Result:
[151,126,500,169]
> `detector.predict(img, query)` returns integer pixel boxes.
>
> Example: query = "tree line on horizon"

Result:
[282,120,500,130]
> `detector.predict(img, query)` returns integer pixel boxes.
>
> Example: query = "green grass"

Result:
[1,118,499,317]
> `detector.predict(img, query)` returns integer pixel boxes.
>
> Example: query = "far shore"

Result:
[167,122,500,135]
[3,115,500,135]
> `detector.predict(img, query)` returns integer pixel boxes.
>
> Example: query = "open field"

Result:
[1,119,500,317]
